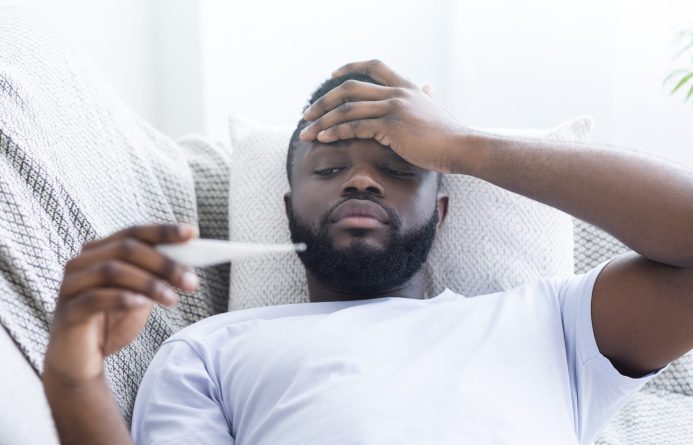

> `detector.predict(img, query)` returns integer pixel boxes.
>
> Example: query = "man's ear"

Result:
[435,194,449,233]
[284,192,292,220]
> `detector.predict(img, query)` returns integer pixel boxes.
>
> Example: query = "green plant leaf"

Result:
[671,72,693,94]
[686,84,693,103]
[668,29,693,105]
[664,69,688,87]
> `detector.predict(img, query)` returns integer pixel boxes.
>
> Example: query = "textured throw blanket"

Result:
[0,6,231,423]
[0,5,690,443]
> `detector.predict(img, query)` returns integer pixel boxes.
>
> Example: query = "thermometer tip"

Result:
[295,243,307,252]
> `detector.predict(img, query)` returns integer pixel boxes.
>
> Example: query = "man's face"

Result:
[285,138,447,296]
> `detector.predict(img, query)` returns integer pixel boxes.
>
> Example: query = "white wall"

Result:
[12,0,693,167]
[16,0,205,139]
[196,0,454,143]
[202,0,693,167]
[151,0,205,139]
[447,0,693,166]
[17,0,159,128]
[607,0,693,166]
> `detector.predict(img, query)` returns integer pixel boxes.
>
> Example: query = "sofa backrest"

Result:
[0,5,231,423]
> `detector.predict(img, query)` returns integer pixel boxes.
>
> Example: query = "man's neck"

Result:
[306,270,426,303]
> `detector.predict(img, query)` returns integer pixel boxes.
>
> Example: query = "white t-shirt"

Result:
[131,263,658,445]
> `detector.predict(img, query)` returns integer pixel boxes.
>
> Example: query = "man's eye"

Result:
[383,167,414,177]
[314,167,343,177]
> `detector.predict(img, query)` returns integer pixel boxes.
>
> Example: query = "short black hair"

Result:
[285,72,443,189]
[286,73,383,185]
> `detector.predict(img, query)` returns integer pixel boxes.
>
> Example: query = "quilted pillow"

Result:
[227,113,591,310]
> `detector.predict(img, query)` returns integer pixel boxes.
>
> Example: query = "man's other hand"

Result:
[300,59,463,173]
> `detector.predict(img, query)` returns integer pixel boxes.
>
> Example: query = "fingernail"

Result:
[181,271,199,289]
[163,287,179,304]
[129,294,149,306]
[178,224,198,238]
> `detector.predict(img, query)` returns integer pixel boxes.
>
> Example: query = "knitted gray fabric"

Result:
[0,6,230,424]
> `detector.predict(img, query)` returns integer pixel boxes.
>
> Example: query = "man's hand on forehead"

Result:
[299,59,463,174]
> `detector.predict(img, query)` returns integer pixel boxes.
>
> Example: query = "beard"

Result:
[288,198,438,297]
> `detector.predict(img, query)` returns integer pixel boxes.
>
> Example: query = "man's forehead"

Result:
[298,138,405,159]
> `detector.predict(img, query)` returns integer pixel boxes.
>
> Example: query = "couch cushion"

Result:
[0,6,230,423]
[0,324,59,445]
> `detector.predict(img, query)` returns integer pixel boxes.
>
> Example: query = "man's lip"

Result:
[330,199,389,224]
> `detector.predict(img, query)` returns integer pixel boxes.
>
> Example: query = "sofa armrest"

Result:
[0,324,59,445]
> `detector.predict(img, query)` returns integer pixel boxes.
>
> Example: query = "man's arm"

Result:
[43,369,132,445]
[43,224,199,445]
[447,131,693,376]
[300,59,693,377]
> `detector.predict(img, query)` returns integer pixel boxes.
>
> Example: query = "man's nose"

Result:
[341,164,384,196]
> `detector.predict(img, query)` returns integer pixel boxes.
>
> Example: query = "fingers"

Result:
[302,61,418,141]
[64,238,198,292]
[302,81,392,122]
[82,223,197,251]
[314,118,386,144]
[331,59,413,89]
[60,260,181,306]
[59,223,201,318]
[62,288,150,325]
[301,99,393,141]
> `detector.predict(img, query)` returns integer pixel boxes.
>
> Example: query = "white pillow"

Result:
[227,114,592,310]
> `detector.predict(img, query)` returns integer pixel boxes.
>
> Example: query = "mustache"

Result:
[318,193,402,230]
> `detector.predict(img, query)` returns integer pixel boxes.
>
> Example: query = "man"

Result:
[43,60,693,444]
